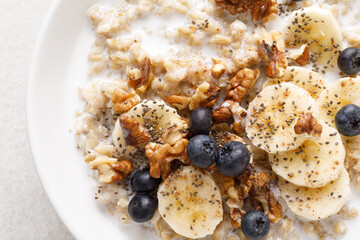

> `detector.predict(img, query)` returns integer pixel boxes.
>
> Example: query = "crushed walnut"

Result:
[214,0,278,23]
[294,113,322,137]
[259,40,287,78]
[165,95,191,110]
[128,57,153,93]
[189,81,220,110]
[226,68,260,103]
[212,100,247,133]
[259,30,287,78]
[288,44,310,66]
[86,155,133,184]
[224,167,283,226]
[119,115,150,146]
[145,139,190,179]
[112,89,141,114]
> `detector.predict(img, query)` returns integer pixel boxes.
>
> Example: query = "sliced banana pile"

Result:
[112,99,188,155]
[284,6,342,68]
[269,123,345,188]
[279,169,350,220]
[246,72,351,220]
[157,166,223,239]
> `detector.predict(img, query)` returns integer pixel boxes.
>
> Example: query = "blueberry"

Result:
[216,141,250,176]
[337,47,360,75]
[130,170,161,193]
[241,210,270,240]
[128,194,157,223]
[187,135,218,168]
[190,107,213,135]
[335,104,360,136]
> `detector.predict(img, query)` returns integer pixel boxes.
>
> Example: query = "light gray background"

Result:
[0,0,74,239]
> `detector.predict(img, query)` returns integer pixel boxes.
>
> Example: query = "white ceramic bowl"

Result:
[27,0,157,239]
[27,0,360,239]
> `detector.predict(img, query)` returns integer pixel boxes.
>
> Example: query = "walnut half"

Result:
[145,139,190,179]
[294,113,322,137]
[226,68,260,103]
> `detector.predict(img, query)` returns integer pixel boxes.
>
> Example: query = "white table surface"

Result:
[0,0,74,239]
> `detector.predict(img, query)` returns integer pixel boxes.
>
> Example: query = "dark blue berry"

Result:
[216,141,250,176]
[128,194,157,223]
[130,170,161,193]
[187,135,218,168]
[190,107,213,135]
[335,104,360,136]
[241,210,270,240]
[337,47,360,75]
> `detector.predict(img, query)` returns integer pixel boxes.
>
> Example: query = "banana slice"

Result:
[112,118,128,155]
[157,166,223,239]
[112,99,188,154]
[317,76,360,128]
[284,7,342,67]
[264,66,326,99]
[279,168,351,220]
[246,82,318,153]
[269,124,345,188]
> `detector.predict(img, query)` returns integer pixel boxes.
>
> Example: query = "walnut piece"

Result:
[214,0,278,22]
[165,95,191,110]
[145,139,190,179]
[259,40,287,78]
[112,89,141,114]
[119,115,150,146]
[226,68,260,103]
[251,0,278,22]
[294,113,322,136]
[212,100,247,133]
[189,81,220,110]
[128,57,153,93]
[87,156,133,183]
[224,168,283,226]
[288,44,310,66]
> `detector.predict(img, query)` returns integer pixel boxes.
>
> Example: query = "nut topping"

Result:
[259,40,287,78]
[145,139,190,179]
[119,115,150,146]
[189,81,220,110]
[165,95,191,110]
[214,0,278,22]
[128,57,153,93]
[112,89,141,114]
[224,168,283,226]
[87,156,134,184]
[212,100,247,133]
[288,44,310,66]
[226,68,260,103]
[294,113,323,136]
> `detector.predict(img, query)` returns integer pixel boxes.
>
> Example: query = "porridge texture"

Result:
[75,0,360,239]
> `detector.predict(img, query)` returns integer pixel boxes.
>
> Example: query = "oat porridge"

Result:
[75,0,360,239]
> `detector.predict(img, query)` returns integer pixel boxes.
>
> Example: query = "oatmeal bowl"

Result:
[27,0,360,239]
